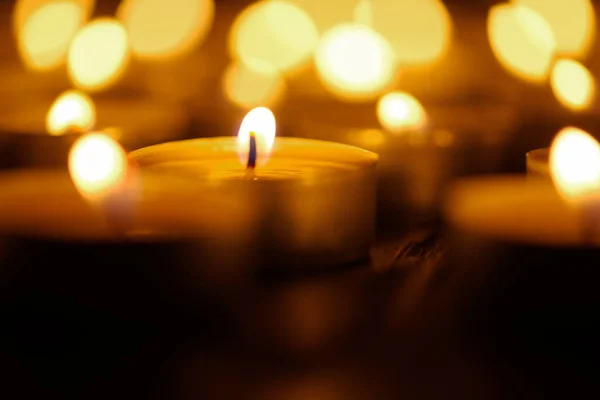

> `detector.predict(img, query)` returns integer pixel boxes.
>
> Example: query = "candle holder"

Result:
[130,137,378,270]
[281,99,519,235]
[0,93,191,169]
[440,176,600,391]
[526,147,550,178]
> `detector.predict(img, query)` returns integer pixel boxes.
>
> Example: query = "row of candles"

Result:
[1,0,600,271]
[0,95,598,270]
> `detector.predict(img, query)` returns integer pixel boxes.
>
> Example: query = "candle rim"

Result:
[129,137,379,168]
[0,169,250,241]
[445,175,590,247]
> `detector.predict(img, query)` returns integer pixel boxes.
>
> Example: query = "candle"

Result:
[0,89,190,169]
[130,107,378,269]
[525,147,550,178]
[0,133,254,305]
[440,126,600,385]
[282,94,519,234]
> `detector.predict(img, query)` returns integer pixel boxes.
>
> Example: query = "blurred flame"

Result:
[223,62,286,109]
[551,59,596,111]
[69,132,128,200]
[551,60,596,111]
[314,23,397,101]
[13,0,94,37]
[16,1,86,71]
[229,0,319,74]
[377,91,427,133]
[488,3,556,83]
[237,107,276,167]
[550,127,600,200]
[512,0,595,57]
[353,0,372,26]
[67,18,130,91]
[118,0,214,60]
[362,0,453,65]
[46,90,96,136]
[288,0,356,34]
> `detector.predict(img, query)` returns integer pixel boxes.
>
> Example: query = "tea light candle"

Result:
[283,95,519,234]
[130,107,378,270]
[0,90,190,169]
[526,147,550,178]
[442,175,600,386]
[0,133,254,302]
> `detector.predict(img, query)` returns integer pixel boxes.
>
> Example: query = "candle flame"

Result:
[16,0,86,71]
[67,18,130,91]
[69,132,128,200]
[376,91,427,133]
[46,90,96,136]
[551,59,596,112]
[550,127,600,200]
[488,3,556,83]
[237,107,276,167]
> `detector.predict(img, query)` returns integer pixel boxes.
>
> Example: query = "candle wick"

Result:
[247,132,257,170]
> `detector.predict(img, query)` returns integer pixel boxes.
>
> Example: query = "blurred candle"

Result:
[285,93,519,234]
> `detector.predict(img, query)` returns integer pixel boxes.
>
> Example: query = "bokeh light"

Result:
[46,90,96,135]
[314,23,397,101]
[551,59,596,111]
[488,3,556,83]
[223,62,286,109]
[512,0,595,57]
[288,0,356,34]
[118,0,214,60]
[550,127,600,200]
[363,0,453,65]
[13,0,94,34]
[353,0,372,26]
[69,132,128,200]
[229,0,319,74]
[377,91,427,133]
[17,1,86,71]
[67,18,130,91]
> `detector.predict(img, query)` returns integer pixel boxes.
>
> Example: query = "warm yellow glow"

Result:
[69,132,128,200]
[67,18,130,91]
[17,1,85,71]
[353,0,372,27]
[512,0,595,57]
[362,0,453,65]
[13,0,94,35]
[314,23,397,101]
[223,62,286,109]
[551,59,596,111]
[237,107,276,167]
[550,127,600,200]
[46,90,96,136]
[117,0,214,60]
[354,129,387,149]
[377,92,427,133]
[288,0,356,34]
[488,3,556,83]
[229,0,319,74]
